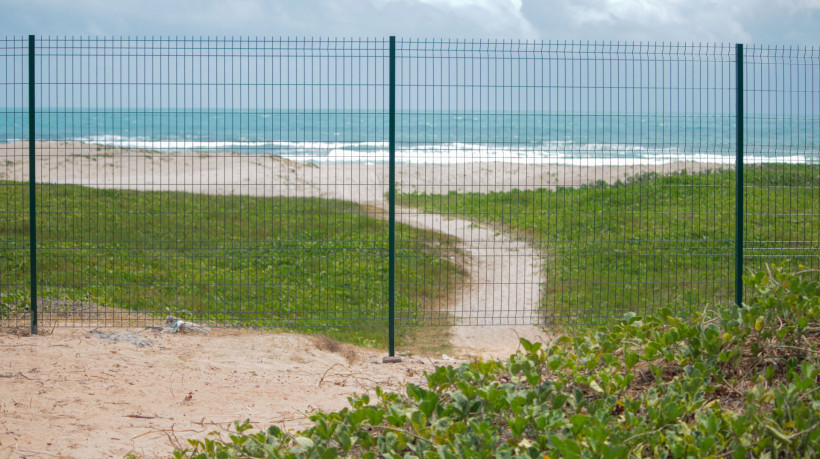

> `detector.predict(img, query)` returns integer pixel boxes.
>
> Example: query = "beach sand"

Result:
[0,327,465,458]
[0,141,722,357]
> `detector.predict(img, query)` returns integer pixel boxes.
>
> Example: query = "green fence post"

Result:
[735,43,744,308]
[28,35,38,334]
[387,36,397,357]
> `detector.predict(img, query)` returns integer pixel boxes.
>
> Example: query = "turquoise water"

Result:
[1,110,817,165]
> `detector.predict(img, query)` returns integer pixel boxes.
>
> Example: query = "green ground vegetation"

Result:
[173,265,820,458]
[403,164,820,323]
[0,183,464,346]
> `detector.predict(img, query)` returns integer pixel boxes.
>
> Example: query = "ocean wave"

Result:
[80,135,271,150]
[75,135,816,166]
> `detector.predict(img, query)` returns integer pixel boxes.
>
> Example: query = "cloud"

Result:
[0,0,817,44]
[531,0,819,43]
[558,0,753,42]
[0,0,538,38]
[571,0,675,25]
[375,0,540,38]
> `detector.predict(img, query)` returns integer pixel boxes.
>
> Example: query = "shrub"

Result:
[174,265,820,458]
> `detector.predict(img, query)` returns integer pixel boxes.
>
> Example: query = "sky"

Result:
[2,0,819,44]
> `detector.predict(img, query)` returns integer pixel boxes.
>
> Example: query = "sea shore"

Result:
[0,141,725,201]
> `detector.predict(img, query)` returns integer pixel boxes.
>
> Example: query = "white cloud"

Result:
[572,0,677,25]
[378,0,540,38]
[557,0,755,42]
[0,0,817,44]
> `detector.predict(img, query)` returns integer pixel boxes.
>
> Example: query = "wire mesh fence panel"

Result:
[743,46,820,286]
[395,41,743,326]
[3,37,409,337]
[1,37,818,336]
[0,38,31,329]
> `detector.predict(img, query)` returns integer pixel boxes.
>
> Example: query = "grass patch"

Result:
[0,182,466,348]
[402,164,820,323]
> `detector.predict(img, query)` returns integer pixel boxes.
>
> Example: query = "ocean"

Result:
[1,110,817,166]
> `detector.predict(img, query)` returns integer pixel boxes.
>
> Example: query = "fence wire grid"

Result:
[1,38,818,347]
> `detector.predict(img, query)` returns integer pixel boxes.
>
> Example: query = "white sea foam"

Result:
[282,142,814,166]
[78,135,816,166]
[81,135,271,150]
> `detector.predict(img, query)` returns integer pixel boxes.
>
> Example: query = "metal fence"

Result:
[1,37,818,353]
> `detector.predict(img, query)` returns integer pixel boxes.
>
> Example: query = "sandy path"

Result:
[301,161,549,358]
[392,208,546,357]
[1,142,718,357]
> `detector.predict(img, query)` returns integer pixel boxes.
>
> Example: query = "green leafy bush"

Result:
[175,265,820,458]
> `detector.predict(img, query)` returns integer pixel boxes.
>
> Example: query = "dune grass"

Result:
[0,182,465,347]
[402,164,820,323]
